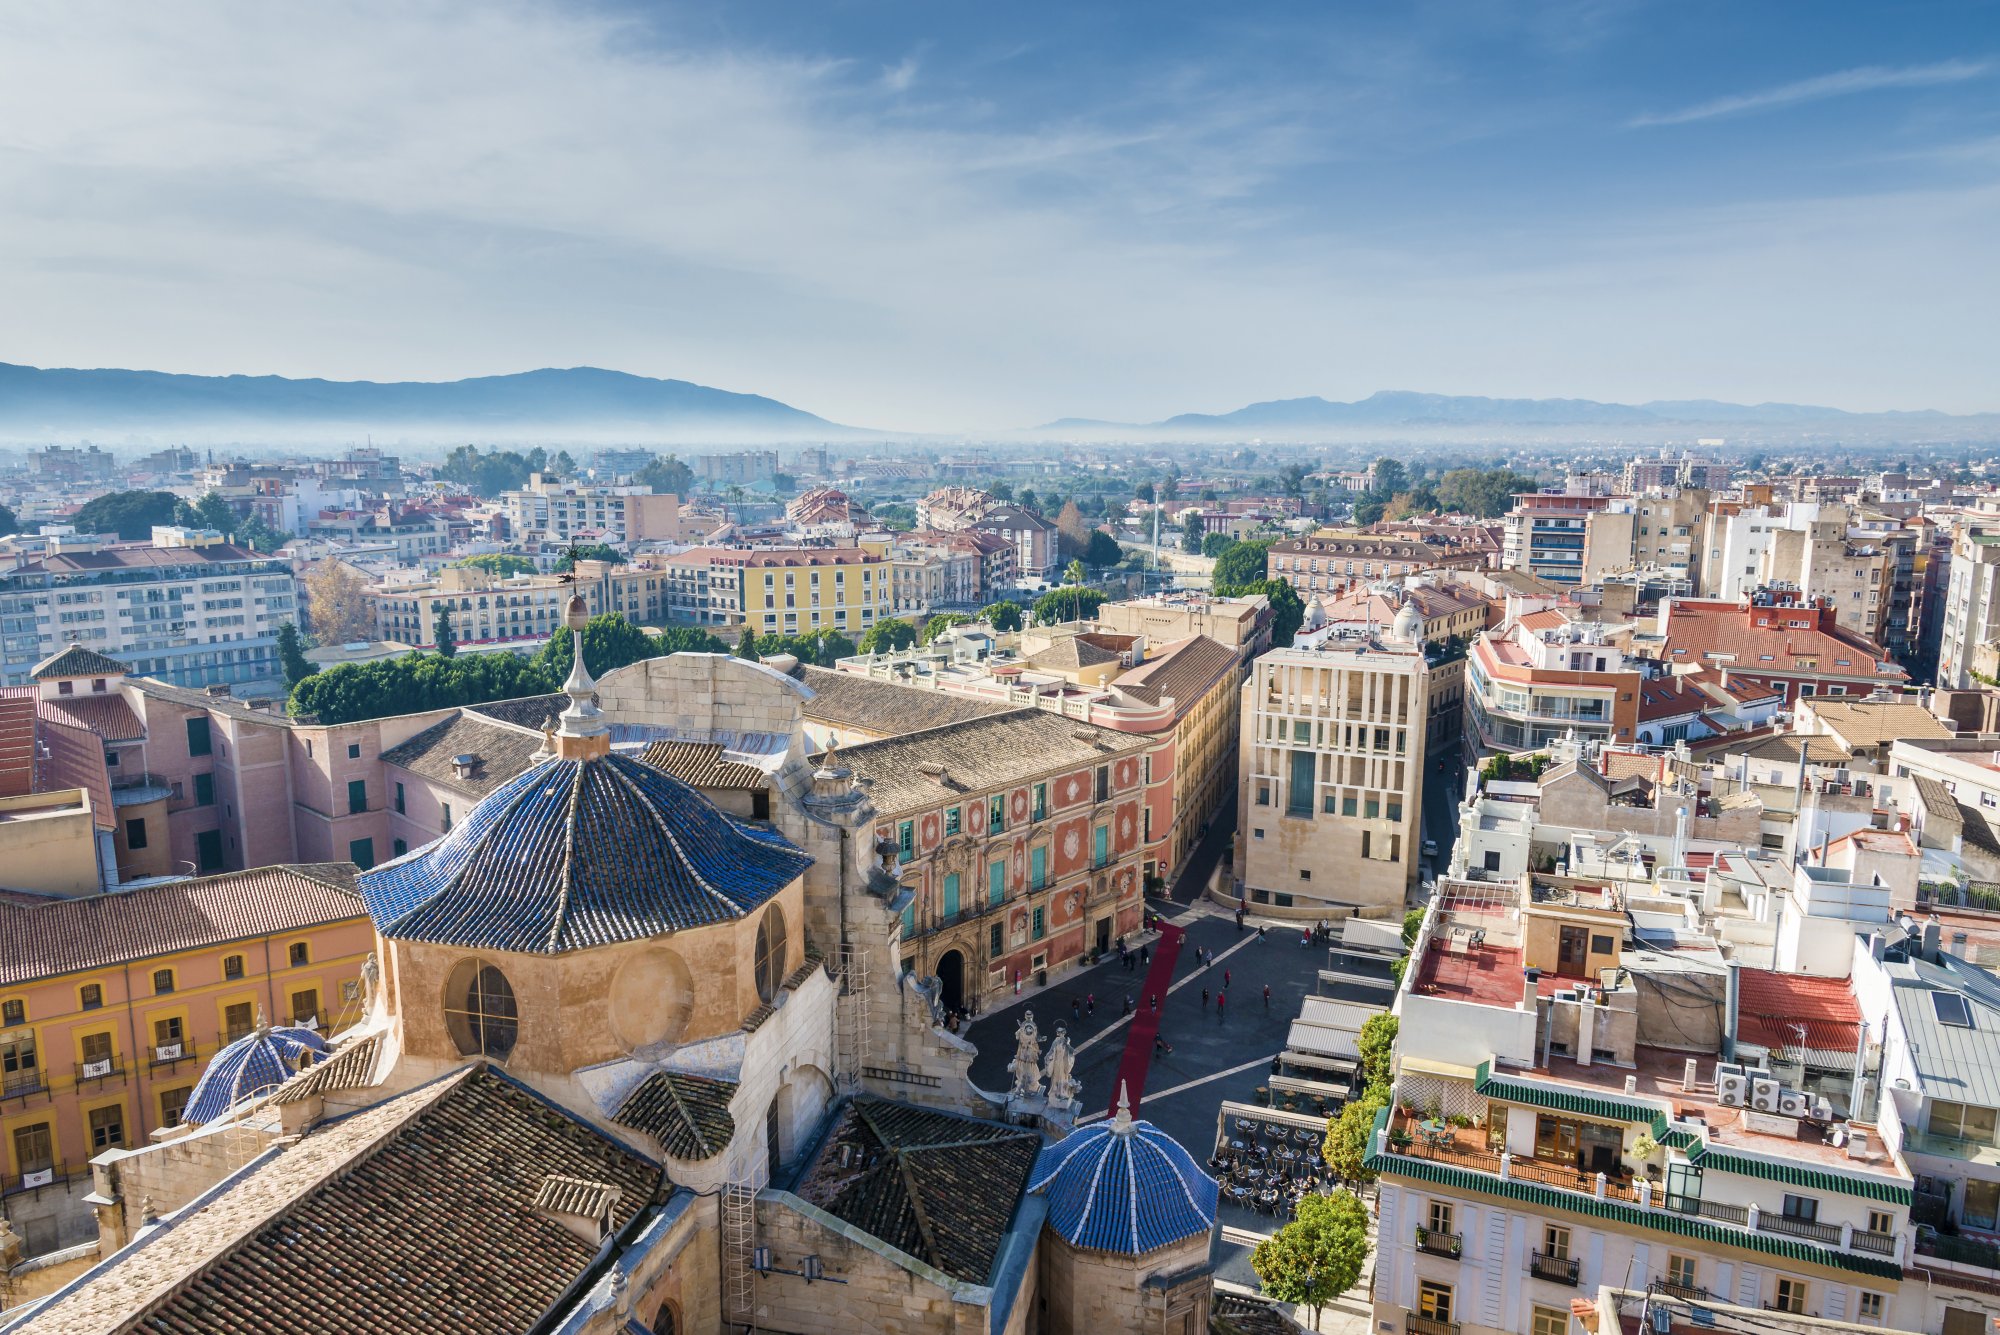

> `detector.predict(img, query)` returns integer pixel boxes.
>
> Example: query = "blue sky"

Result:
[0,0,1995,430]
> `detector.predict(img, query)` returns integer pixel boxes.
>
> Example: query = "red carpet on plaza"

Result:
[1108,919,1185,1118]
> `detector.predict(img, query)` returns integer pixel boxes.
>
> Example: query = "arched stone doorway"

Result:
[936,949,966,1014]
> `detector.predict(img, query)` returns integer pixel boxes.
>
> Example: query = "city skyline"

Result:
[2,2,1996,432]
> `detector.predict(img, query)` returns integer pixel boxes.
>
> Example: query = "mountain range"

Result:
[1036,390,2000,443]
[0,363,851,444]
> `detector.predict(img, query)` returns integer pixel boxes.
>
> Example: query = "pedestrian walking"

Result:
[1263,983,1272,1009]
[1217,991,1225,1019]
[1071,997,1081,1023]
[1141,944,1150,966]
[1086,994,1096,1017]
[1122,994,1132,1016]
[1224,968,1231,990]
[1149,993,1158,1012]
[1235,908,1245,932]
[1154,1033,1173,1055]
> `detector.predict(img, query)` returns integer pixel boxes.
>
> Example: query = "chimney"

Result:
[1868,931,1885,962]
[1682,1056,1698,1090]
[1722,961,1741,1062]
[1924,919,1942,963]
[1522,967,1541,1013]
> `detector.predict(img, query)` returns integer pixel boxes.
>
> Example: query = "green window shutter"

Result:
[1030,847,1046,889]
[942,873,961,918]
[989,860,1006,905]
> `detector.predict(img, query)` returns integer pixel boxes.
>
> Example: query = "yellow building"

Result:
[718,547,891,638]
[0,864,370,1255]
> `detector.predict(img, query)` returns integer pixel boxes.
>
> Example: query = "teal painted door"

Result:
[942,872,961,918]
[1094,825,1109,867]
[1030,846,1046,889]
[989,859,1006,905]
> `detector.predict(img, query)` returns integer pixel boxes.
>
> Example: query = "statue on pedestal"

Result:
[1044,1026,1077,1106]
[1008,1011,1044,1099]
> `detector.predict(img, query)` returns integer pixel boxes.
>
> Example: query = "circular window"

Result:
[754,906,788,1004]
[444,959,519,1060]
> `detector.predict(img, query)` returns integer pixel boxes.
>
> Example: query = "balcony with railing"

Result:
[2,1162,72,1199]
[1414,1226,1462,1258]
[1406,1317,1459,1335]
[1528,1251,1580,1286]
[148,1039,198,1070]
[73,1057,125,1088]
[1650,1278,1709,1303]
[1,1066,47,1102]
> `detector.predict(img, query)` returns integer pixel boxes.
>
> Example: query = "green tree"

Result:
[1352,499,1386,526]
[1357,1013,1398,1095]
[1084,530,1124,568]
[1401,908,1426,948]
[1018,488,1039,513]
[1211,539,1271,588]
[0,503,16,537]
[1322,1091,1387,1184]
[771,472,797,496]
[455,553,539,578]
[276,621,315,689]
[1241,579,1306,646]
[869,502,916,531]
[922,612,973,644]
[859,619,918,654]
[536,613,659,680]
[288,651,555,725]
[1133,480,1155,503]
[1063,558,1088,587]
[1371,457,1408,497]
[433,605,458,658]
[1201,532,1237,558]
[748,628,855,667]
[636,453,695,495]
[70,490,180,540]
[1179,510,1204,554]
[979,600,1025,633]
[735,633,761,661]
[438,445,540,497]
[725,484,747,522]
[549,449,577,478]
[1277,462,1308,497]
[234,512,291,554]
[1250,1190,1371,1331]
[989,479,1015,502]
[553,542,622,572]
[657,624,732,655]
[1032,586,1108,625]
[1435,467,1537,518]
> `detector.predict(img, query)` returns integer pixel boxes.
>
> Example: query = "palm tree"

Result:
[725,484,746,524]
[1064,558,1087,587]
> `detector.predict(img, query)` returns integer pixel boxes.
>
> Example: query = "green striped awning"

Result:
[1368,1147,1902,1281]
[1685,1148,1912,1206]
[1473,1060,1663,1125]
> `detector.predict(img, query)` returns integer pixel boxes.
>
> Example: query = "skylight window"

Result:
[1934,992,1974,1028]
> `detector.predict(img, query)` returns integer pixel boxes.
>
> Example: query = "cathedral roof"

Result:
[1028,1097,1218,1255]
[612,1072,738,1160]
[358,752,811,955]
[182,1023,331,1124]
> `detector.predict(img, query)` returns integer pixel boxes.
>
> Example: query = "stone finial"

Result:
[1111,1081,1134,1133]
[609,1265,630,1314]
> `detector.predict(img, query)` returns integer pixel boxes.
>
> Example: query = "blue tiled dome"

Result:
[359,753,812,955]
[1028,1099,1219,1255]
[183,1025,329,1124]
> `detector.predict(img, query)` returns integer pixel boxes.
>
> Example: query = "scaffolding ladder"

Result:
[720,1175,757,1331]
[832,945,869,1091]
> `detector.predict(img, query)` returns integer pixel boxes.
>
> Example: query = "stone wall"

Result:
[752,1193,996,1334]
[1038,1232,1213,1335]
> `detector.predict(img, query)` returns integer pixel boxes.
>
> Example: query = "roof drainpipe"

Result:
[1722,960,1741,1063]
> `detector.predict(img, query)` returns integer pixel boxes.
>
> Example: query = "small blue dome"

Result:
[1028,1099,1218,1255]
[183,1025,329,1124]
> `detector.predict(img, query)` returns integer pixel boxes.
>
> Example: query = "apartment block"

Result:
[1501,494,1613,586]
[1936,524,2000,688]
[0,530,298,689]
[1235,617,1432,918]
[1271,531,1487,597]
[498,474,686,546]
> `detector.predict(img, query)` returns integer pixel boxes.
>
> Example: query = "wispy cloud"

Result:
[881,56,919,94]
[1629,59,1991,128]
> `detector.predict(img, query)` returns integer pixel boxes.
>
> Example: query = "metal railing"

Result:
[1414,1227,1462,1258]
[1528,1251,1580,1286]
[73,1059,124,1087]
[148,1039,198,1069]
[1,1068,46,1101]
[1759,1213,1842,1247]
[1406,1317,1459,1335]
[1852,1229,1898,1257]
[1651,1279,1709,1302]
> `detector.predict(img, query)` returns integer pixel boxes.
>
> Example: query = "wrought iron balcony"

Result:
[1528,1251,1581,1286]
[1414,1226,1462,1258]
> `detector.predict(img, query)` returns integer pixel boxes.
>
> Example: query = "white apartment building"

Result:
[1937,524,2000,689]
[0,528,299,688]
[1234,607,1432,917]
[498,474,685,546]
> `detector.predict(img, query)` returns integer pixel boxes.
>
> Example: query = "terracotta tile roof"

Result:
[1029,636,1120,670]
[380,711,546,798]
[0,864,361,987]
[0,692,34,797]
[613,1072,738,1160]
[1657,600,1906,683]
[128,678,295,726]
[1735,968,1863,1054]
[1635,677,1709,722]
[793,1098,1041,1284]
[34,716,114,831]
[358,754,810,955]
[1114,635,1239,712]
[31,643,130,680]
[797,666,1013,737]
[531,1174,621,1219]
[1804,699,1953,749]
[37,693,144,741]
[466,692,568,730]
[636,739,766,790]
[17,1065,661,1335]
[270,1032,384,1105]
[836,706,1150,815]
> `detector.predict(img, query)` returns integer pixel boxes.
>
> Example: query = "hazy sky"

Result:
[2,1,1997,431]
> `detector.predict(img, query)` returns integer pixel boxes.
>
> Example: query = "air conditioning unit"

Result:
[1715,1069,1749,1107]
[1751,1077,1783,1113]
[1777,1089,1813,1118]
